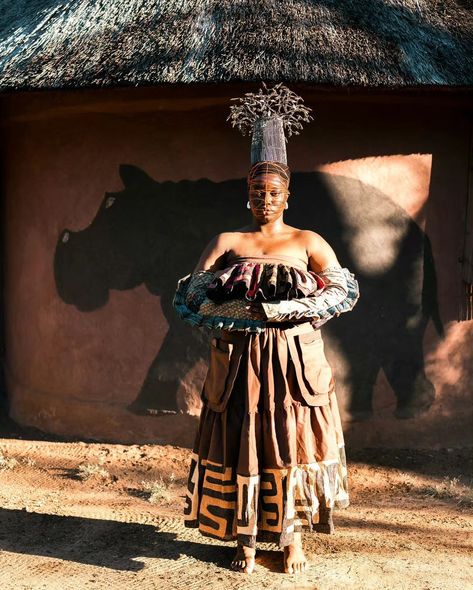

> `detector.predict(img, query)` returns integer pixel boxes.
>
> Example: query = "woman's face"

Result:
[248,172,289,222]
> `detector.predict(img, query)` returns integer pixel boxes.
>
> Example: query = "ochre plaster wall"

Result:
[1,85,471,448]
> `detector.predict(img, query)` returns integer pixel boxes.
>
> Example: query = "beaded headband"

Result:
[247,161,290,187]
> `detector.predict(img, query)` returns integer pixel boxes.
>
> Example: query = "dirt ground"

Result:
[0,415,471,590]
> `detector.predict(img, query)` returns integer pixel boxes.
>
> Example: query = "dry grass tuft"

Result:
[141,473,176,504]
[77,462,111,481]
[0,449,19,470]
[418,476,473,507]
[20,457,37,467]
[393,474,473,507]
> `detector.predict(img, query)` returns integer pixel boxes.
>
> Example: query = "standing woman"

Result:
[173,84,360,575]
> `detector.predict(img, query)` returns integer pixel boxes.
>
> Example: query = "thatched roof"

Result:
[0,0,472,91]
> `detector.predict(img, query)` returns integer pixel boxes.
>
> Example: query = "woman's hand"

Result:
[245,300,267,320]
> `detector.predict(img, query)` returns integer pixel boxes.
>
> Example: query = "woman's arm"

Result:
[259,232,359,323]
[306,231,341,272]
[174,232,253,330]
[193,233,231,272]
[176,232,230,311]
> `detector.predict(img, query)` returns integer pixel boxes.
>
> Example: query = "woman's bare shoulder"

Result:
[297,228,332,245]
[211,230,244,248]
[215,226,255,244]
[298,230,339,269]
[193,232,238,272]
[204,230,240,246]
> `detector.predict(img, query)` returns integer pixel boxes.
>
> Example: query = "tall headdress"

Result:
[227,82,313,184]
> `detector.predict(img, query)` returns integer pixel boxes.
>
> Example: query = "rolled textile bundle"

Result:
[172,265,359,332]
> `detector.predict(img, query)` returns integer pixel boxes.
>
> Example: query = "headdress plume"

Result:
[227,82,313,166]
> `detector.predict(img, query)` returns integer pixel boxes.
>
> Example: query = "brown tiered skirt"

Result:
[183,321,349,549]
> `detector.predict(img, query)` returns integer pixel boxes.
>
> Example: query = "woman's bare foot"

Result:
[231,543,256,574]
[283,532,309,574]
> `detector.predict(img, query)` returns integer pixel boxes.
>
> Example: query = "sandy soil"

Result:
[0,416,471,590]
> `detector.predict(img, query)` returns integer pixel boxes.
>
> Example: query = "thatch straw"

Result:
[0,0,472,90]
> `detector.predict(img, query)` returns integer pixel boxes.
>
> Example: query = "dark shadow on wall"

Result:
[54,165,444,421]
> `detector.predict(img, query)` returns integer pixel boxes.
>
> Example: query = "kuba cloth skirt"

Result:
[183,320,349,549]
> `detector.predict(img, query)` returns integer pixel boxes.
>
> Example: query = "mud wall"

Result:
[1,84,472,448]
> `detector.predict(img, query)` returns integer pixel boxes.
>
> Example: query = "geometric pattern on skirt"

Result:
[184,441,349,548]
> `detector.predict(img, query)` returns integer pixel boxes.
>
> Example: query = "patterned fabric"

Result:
[173,271,267,332]
[199,297,259,321]
[206,260,325,302]
[183,270,215,312]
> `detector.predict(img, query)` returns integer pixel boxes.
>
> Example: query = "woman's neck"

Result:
[249,217,287,236]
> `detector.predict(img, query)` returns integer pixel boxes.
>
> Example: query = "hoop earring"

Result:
[247,201,251,209]
[285,202,289,209]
